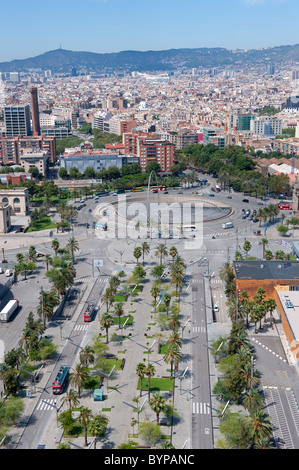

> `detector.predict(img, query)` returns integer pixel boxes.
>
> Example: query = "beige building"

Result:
[0,202,11,234]
[0,188,29,216]
[19,150,49,176]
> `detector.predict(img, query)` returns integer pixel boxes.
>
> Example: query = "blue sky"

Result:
[0,0,298,62]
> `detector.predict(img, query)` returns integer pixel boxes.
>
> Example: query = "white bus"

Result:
[222,222,234,229]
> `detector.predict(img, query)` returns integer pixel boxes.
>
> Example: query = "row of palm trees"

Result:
[212,321,274,448]
[57,344,109,448]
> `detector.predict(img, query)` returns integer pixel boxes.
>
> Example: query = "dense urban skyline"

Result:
[1,0,299,63]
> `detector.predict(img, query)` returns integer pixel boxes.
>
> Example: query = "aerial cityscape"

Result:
[1,0,299,457]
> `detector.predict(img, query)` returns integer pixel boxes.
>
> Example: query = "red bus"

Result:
[151,186,166,192]
[278,203,292,210]
[84,303,96,322]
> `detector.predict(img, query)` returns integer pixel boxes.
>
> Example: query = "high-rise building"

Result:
[30,87,41,136]
[4,105,31,137]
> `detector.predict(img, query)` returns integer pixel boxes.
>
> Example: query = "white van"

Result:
[222,222,233,229]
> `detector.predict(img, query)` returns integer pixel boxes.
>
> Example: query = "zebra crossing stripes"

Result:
[36,398,57,412]
[192,325,206,333]
[192,402,210,414]
[74,324,89,331]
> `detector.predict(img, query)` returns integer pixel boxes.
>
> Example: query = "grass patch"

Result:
[114,295,127,302]
[112,316,133,326]
[159,344,169,355]
[137,377,174,392]
[26,216,56,232]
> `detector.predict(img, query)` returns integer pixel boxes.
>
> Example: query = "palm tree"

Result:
[266,298,276,330]
[114,303,124,328]
[155,244,168,265]
[243,240,252,259]
[78,407,93,447]
[37,288,60,324]
[248,409,273,445]
[243,389,264,416]
[70,363,88,398]
[259,238,269,259]
[100,312,114,343]
[168,314,181,333]
[61,389,80,410]
[240,361,259,391]
[149,393,167,424]
[163,293,171,316]
[169,246,178,263]
[133,246,142,265]
[101,287,115,312]
[145,363,156,399]
[88,413,109,449]
[80,346,95,367]
[150,285,160,311]
[163,344,182,376]
[43,254,53,272]
[66,236,80,264]
[141,242,150,265]
[136,362,146,397]
[51,239,60,257]
[167,332,182,350]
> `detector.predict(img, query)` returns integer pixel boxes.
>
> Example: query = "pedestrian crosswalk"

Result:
[74,324,89,331]
[192,326,206,333]
[192,402,210,414]
[36,398,57,412]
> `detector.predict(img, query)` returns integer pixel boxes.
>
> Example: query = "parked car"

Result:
[5,269,12,277]
[209,194,215,197]
[0,268,3,274]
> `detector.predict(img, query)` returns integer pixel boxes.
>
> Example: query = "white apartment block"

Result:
[250,116,282,137]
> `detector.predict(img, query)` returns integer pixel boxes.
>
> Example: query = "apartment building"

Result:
[123,131,174,170]
[250,115,282,137]
[4,105,31,137]
[168,131,198,149]
[0,136,56,165]
[139,139,175,171]
[272,138,299,156]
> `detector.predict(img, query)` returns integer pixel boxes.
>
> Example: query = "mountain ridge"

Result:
[1,44,299,72]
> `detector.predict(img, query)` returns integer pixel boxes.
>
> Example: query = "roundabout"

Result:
[92,190,233,242]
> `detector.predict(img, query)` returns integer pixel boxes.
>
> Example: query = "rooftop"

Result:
[277,290,299,341]
[233,260,299,281]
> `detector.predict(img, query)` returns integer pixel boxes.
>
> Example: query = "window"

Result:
[13,198,20,204]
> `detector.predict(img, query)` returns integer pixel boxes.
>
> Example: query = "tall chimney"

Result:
[30,86,40,136]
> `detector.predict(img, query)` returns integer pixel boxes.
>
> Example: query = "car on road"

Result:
[197,193,203,196]
[227,196,232,199]
[257,202,263,205]
[209,193,215,197]
[35,253,44,258]
[80,199,85,203]
[112,192,118,196]
[164,191,168,194]
[192,191,198,194]
[178,191,183,194]
[242,199,249,203]
[126,194,131,197]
